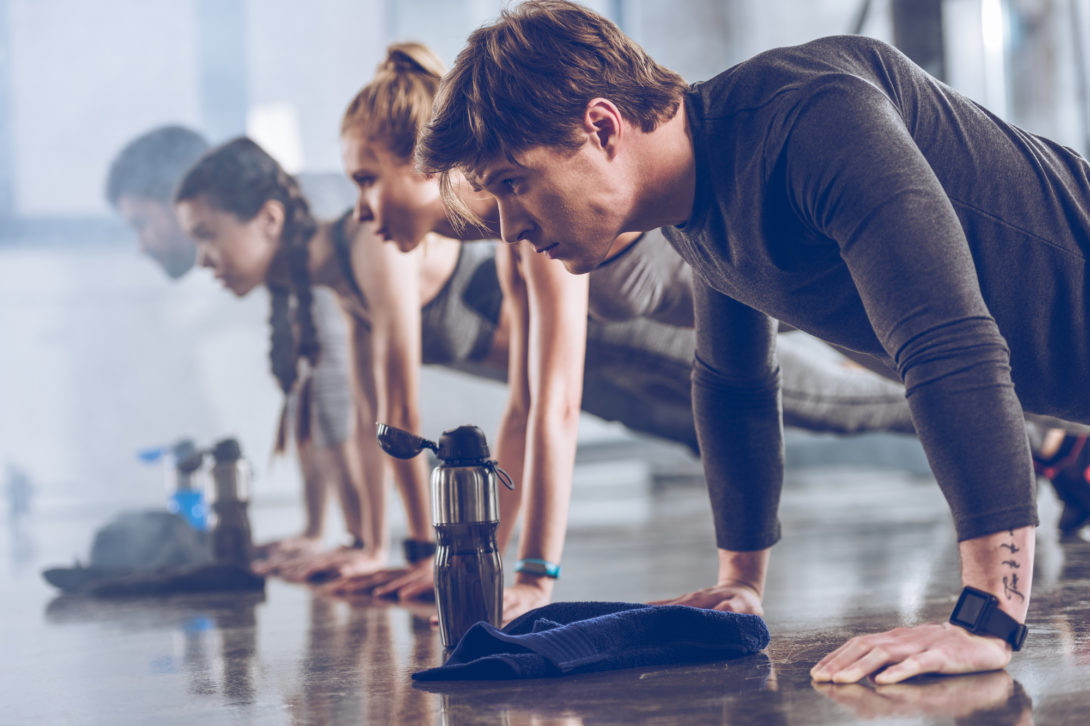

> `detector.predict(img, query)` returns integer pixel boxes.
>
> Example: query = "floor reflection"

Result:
[43,591,264,709]
[814,671,1033,725]
[7,468,1090,725]
[284,596,441,726]
[417,653,782,726]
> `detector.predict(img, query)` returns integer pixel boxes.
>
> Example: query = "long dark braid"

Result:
[175,137,321,452]
[280,184,320,450]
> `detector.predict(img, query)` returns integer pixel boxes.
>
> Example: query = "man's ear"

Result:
[258,199,287,242]
[584,98,623,159]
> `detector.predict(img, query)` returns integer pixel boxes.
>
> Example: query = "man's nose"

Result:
[497,204,529,245]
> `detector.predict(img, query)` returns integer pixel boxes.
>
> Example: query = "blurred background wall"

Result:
[2,0,1089,510]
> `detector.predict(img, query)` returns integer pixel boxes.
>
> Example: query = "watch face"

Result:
[952,590,989,628]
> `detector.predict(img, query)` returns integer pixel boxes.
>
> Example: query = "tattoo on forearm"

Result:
[999,532,1025,601]
[1003,573,1026,601]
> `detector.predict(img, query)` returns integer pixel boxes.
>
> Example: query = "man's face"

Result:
[116,195,196,279]
[174,195,279,297]
[340,128,445,253]
[470,142,625,274]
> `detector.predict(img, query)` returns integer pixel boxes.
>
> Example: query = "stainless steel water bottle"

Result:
[376,423,513,651]
[208,438,254,566]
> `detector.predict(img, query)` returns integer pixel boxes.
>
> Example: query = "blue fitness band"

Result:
[515,558,561,579]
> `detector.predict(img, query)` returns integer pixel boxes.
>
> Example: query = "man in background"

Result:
[106,125,209,279]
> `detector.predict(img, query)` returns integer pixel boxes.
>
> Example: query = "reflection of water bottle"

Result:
[209,438,254,565]
[168,439,208,531]
[430,426,510,651]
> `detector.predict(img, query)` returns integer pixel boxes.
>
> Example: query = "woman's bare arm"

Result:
[493,242,590,621]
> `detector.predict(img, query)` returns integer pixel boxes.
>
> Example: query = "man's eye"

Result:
[503,179,519,193]
[354,175,375,188]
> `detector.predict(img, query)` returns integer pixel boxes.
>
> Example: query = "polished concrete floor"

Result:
[3,454,1089,725]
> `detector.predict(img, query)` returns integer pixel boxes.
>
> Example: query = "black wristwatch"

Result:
[949,586,1028,651]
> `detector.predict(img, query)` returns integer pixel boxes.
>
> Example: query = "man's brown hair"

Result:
[416,0,687,215]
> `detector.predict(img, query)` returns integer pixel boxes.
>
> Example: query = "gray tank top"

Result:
[587,227,694,327]
[332,213,502,365]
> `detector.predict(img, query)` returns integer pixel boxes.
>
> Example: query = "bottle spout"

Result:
[375,423,438,459]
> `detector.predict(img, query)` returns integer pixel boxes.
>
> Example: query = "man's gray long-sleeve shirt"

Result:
[662,35,1090,550]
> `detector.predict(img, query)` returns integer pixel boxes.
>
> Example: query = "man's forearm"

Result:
[692,358,785,551]
[717,547,771,599]
[959,525,1034,623]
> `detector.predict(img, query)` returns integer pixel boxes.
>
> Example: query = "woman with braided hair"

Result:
[174,139,399,583]
[104,124,378,581]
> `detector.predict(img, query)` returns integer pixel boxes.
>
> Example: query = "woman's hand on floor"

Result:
[371,560,434,600]
[250,536,323,576]
[320,560,435,600]
[308,551,385,583]
[277,546,378,584]
[810,622,1013,684]
[502,581,552,624]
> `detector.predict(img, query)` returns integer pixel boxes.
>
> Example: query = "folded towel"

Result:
[412,601,769,681]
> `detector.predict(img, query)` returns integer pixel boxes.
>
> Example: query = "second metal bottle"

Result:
[208,437,254,566]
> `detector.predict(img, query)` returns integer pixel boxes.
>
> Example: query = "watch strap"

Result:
[950,586,1028,651]
[981,602,1028,651]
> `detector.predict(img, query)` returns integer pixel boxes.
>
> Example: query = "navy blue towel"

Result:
[412,601,769,681]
